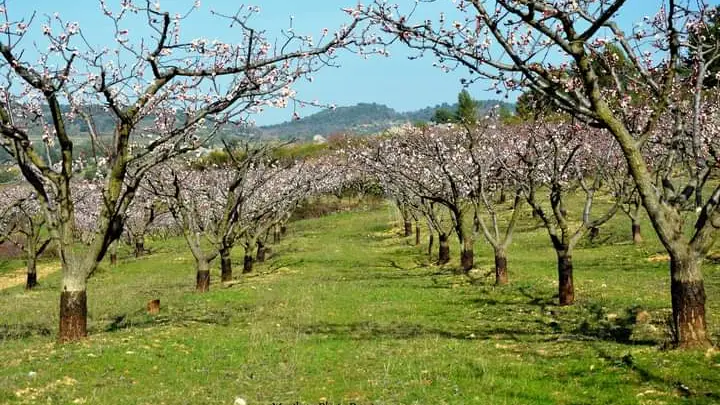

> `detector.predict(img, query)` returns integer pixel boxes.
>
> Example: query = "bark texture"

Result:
[438,234,450,264]
[495,252,508,286]
[632,222,642,244]
[558,252,574,306]
[670,256,710,347]
[58,290,87,343]
[256,242,266,262]
[220,249,232,282]
[460,249,474,273]
[134,238,145,257]
[196,270,210,292]
[404,220,413,237]
[243,255,253,274]
[26,259,38,290]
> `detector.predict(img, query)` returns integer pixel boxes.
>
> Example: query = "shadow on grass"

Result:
[300,320,546,341]
[101,304,253,333]
[0,323,53,340]
[460,286,660,346]
[573,303,657,345]
[593,345,720,400]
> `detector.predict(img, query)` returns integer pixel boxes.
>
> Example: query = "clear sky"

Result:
[5,0,712,126]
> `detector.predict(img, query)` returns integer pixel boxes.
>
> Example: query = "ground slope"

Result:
[0,205,719,404]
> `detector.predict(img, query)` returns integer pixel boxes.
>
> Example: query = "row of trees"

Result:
[0,0,362,342]
[2,0,719,350]
[351,0,720,348]
[351,117,629,305]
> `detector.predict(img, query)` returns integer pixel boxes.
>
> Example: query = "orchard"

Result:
[0,1,719,404]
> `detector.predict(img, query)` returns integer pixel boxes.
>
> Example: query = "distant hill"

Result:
[250,100,515,140]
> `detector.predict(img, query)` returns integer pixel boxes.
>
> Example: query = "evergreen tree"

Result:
[455,89,478,126]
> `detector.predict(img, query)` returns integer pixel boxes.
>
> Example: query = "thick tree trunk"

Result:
[404,220,413,237]
[256,241,266,262]
[494,248,508,286]
[557,251,574,306]
[632,222,642,244]
[58,289,87,342]
[460,238,474,272]
[25,257,38,290]
[243,255,253,274]
[220,247,232,282]
[670,254,710,347]
[415,223,421,246]
[196,260,210,292]
[134,237,145,258]
[438,233,450,265]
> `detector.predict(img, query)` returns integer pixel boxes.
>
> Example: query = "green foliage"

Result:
[271,142,329,161]
[456,89,478,126]
[191,149,235,169]
[431,107,455,124]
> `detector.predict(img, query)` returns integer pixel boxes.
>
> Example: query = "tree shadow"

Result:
[592,345,720,400]
[299,320,547,342]
[461,288,660,346]
[100,304,253,333]
[572,303,657,346]
[0,323,52,340]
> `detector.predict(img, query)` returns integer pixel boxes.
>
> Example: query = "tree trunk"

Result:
[428,232,434,257]
[404,220,413,237]
[134,237,145,258]
[557,250,574,306]
[415,223,421,246]
[494,248,508,286]
[58,289,87,342]
[670,254,710,347]
[460,236,474,272]
[110,252,117,266]
[196,260,210,292]
[499,188,507,204]
[26,257,38,290]
[632,221,642,244]
[280,225,287,236]
[438,233,450,264]
[243,255,253,274]
[220,247,232,282]
[256,241,266,262]
[588,226,600,242]
[273,226,281,243]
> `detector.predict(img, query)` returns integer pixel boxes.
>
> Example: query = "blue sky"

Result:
[5,0,711,126]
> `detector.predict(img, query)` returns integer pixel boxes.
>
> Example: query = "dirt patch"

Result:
[0,264,59,290]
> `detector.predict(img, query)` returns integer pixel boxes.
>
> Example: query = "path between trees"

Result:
[0,264,58,290]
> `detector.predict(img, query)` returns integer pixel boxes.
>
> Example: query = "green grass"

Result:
[0,202,719,404]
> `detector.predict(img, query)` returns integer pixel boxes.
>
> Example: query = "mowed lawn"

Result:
[1,203,719,405]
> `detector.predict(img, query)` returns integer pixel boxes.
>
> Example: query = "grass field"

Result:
[0,202,719,404]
